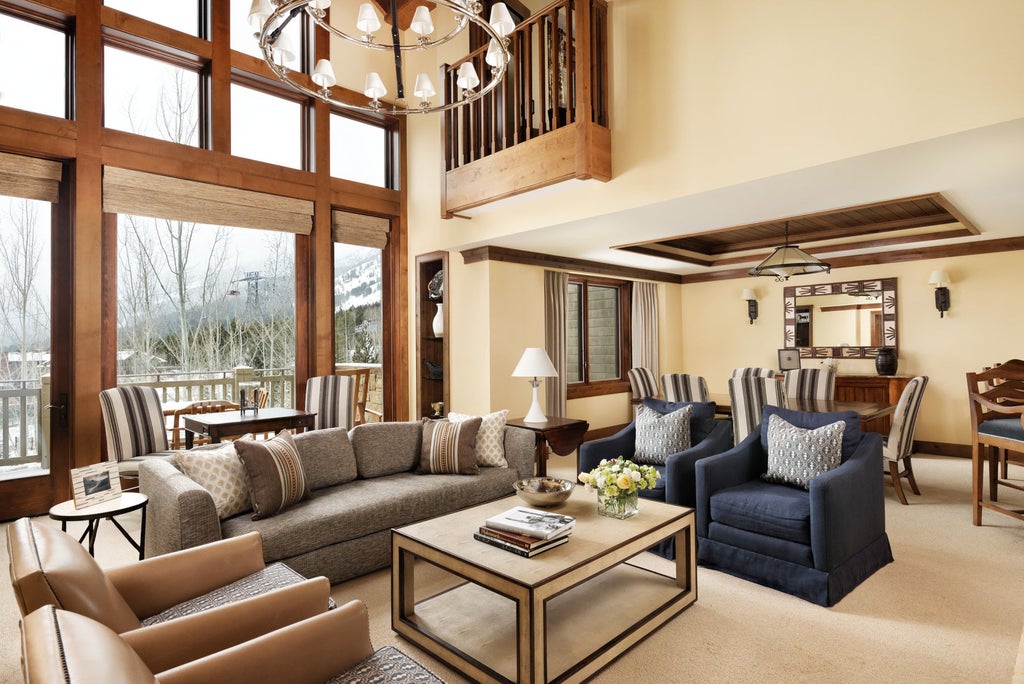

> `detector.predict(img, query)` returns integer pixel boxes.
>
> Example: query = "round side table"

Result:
[48,492,148,560]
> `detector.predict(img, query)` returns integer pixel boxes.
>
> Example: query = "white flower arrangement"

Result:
[821,357,839,372]
[578,456,660,498]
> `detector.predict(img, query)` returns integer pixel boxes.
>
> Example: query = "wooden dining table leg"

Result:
[988,444,999,502]
[972,441,984,526]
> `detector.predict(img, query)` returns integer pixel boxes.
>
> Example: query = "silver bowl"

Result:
[514,477,575,507]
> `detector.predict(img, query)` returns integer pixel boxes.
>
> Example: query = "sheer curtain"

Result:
[544,270,568,418]
[632,281,659,379]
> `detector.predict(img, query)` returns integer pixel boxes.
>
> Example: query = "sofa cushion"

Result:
[642,398,716,443]
[709,480,811,545]
[417,418,481,475]
[760,405,861,462]
[449,409,509,467]
[173,442,251,520]
[763,413,845,489]
[634,403,692,465]
[349,421,423,478]
[292,427,358,490]
[235,431,310,520]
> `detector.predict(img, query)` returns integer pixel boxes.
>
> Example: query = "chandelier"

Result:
[248,0,515,116]
[747,222,832,281]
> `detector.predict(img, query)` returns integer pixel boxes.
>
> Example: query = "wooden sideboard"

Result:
[834,375,911,435]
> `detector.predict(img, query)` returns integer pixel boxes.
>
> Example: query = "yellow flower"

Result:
[616,473,633,490]
[578,471,591,485]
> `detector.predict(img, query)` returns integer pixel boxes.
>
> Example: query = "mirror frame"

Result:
[783,278,897,358]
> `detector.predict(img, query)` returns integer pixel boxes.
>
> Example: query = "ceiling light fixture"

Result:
[248,0,514,116]
[747,221,831,282]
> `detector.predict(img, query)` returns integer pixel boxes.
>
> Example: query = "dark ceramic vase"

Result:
[875,348,898,376]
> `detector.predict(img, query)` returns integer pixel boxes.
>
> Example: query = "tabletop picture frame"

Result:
[71,462,122,509]
[778,348,801,371]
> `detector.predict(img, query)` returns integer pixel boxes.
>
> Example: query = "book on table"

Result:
[472,532,569,557]
[484,506,575,540]
[476,525,572,550]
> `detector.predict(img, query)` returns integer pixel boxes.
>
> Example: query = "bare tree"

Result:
[0,199,49,382]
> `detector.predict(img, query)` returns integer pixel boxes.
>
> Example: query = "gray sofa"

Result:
[139,421,537,584]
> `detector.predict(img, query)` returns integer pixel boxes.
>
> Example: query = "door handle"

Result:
[45,394,68,427]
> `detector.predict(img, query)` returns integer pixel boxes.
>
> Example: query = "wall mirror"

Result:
[783,278,897,358]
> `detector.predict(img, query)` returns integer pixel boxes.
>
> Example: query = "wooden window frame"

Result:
[566,274,631,400]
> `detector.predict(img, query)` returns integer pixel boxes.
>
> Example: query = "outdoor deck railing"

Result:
[0,381,45,469]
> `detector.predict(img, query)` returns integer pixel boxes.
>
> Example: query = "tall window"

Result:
[333,242,383,366]
[103,0,200,36]
[566,276,629,389]
[330,113,389,187]
[0,13,66,118]
[104,47,200,146]
[231,84,303,169]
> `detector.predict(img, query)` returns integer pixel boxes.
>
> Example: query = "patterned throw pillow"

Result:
[173,438,252,520]
[417,417,481,475]
[764,413,845,489]
[235,430,310,520]
[448,409,509,467]
[634,403,693,465]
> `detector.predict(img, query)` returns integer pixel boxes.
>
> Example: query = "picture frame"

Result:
[71,462,122,509]
[778,348,801,371]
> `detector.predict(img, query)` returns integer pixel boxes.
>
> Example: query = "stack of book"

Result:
[474,506,576,557]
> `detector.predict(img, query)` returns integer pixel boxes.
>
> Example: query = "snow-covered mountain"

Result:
[334,252,381,311]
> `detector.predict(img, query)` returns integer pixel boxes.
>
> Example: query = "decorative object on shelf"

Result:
[238,381,261,415]
[432,302,444,337]
[748,221,831,281]
[875,348,898,376]
[514,477,574,507]
[821,357,838,372]
[248,0,515,116]
[425,361,444,380]
[928,270,951,318]
[511,347,558,423]
[430,401,444,418]
[741,288,758,324]
[578,457,660,520]
[427,270,444,301]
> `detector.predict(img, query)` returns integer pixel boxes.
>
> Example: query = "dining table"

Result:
[707,392,896,431]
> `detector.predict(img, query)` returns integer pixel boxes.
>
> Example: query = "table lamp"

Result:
[512,347,558,423]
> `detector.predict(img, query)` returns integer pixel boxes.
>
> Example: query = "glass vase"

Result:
[597,490,639,519]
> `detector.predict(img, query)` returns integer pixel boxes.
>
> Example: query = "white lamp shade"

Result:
[356,3,381,33]
[410,6,434,36]
[489,2,516,37]
[928,270,950,286]
[271,34,296,66]
[247,0,273,29]
[740,288,756,301]
[312,59,337,88]
[456,62,480,90]
[485,38,505,67]
[413,73,436,98]
[512,348,558,378]
[364,72,387,99]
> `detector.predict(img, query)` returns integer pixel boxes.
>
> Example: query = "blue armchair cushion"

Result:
[709,480,811,545]
[642,398,716,443]
[634,403,692,465]
[763,414,845,489]
[977,417,1024,443]
[760,405,862,461]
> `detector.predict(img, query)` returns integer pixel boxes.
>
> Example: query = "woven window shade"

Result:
[0,152,62,203]
[103,167,313,234]
[331,210,389,249]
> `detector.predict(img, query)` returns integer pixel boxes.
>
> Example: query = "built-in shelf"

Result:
[416,252,448,419]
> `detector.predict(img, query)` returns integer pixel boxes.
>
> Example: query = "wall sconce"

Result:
[741,289,758,325]
[928,270,951,318]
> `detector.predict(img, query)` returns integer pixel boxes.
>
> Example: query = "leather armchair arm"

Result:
[579,424,636,472]
[156,600,374,684]
[123,577,330,675]
[809,432,886,572]
[694,429,763,536]
[663,419,733,508]
[108,532,266,619]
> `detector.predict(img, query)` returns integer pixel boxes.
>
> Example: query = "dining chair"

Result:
[627,367,660,403]
[305,375,356,430]
[170,400,241,449]
[99,386,178,479]
[883,376,929,504]
[731,367,777,379]
[966,360,1024,525]
[661,373,710,402]
[782,368,836,400]
[727,375,784,445]
[983,362,1021,479]
[334,368,382,425]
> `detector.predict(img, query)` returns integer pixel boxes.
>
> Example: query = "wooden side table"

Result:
[48,492,148,560]
[507,417,590,477]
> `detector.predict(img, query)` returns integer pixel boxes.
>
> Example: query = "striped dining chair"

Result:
[305,375,356,430]
[884,376,929,504]
[727,376,785,445]
[661,374,710,402]
[731,367,777,379]
[782,368,837,400]
[98,386,176,479]
[627,367,660,403]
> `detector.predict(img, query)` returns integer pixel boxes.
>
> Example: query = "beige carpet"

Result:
[2,455,1023,683]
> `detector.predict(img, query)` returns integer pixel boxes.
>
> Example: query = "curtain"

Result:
[544,270,568,418]
[0,152,61,202]
[632,281,659,379]
[332,210,389,248]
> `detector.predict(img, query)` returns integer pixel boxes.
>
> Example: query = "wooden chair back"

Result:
[334,368,382,425]
[170,400,240,449]
[966,359,1024,430]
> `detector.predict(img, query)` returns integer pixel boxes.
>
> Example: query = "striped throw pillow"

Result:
[418,418,481,475]
[235,430,309,520]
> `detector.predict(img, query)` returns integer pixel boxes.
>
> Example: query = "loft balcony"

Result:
[441,0,610,216]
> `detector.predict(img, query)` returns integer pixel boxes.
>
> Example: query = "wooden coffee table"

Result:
[391,488,696,683]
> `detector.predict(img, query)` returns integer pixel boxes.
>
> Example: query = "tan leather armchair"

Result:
[22,599,375,683]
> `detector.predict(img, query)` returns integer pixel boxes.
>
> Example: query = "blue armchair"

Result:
[695,405,893,606]
[580,398,733,559]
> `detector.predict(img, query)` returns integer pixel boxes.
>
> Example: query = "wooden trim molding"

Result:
[914,441,970,459]
[461,245,682,284]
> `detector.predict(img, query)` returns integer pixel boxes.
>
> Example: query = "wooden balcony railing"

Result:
[441,0,610,215]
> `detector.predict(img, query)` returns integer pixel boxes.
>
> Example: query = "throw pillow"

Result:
[763,413,845,489]
[173,437,253,520]
[235,430,310,520]
[448,409,509,467]
[633,403,693,465]
[417,417,481,475]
